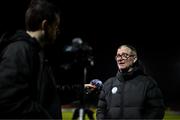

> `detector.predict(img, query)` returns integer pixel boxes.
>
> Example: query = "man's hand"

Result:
[84,84,96,91]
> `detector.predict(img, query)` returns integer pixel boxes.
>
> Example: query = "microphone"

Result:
[85,79,103,94]
[90,79,103,91]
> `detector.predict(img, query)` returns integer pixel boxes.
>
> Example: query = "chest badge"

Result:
[112,87,118,94]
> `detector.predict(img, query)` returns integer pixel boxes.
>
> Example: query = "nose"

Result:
[56,26,60,34]
[56,27,60,35]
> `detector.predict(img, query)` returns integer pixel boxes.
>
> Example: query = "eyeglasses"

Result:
[115,53,134,60]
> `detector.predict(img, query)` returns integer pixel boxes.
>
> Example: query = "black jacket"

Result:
[0,30,61,119]
[96,66,165,119]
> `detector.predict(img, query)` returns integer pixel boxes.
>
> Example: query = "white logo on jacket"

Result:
[112,87,118,94]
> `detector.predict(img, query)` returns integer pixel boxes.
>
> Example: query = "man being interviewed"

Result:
[96,44,165,119]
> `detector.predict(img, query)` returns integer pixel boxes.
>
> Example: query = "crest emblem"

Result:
[112,87,118,94]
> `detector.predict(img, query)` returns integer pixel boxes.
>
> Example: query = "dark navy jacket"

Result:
[96,66,165,119]
[0,30,61,119]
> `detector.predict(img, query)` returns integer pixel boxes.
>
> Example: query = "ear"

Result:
[133,56,138,63]
[41,19,48,30]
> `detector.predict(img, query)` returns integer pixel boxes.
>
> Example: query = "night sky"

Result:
[0,0,180,107]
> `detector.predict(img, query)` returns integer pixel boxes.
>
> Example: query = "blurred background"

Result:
[0,0,180,119]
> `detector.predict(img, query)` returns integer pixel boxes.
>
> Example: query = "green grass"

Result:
[62,108,180,120]
[164,109,180,120]
[62,110,73,120]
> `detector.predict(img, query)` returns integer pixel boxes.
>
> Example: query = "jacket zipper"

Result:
[120,80,125,119]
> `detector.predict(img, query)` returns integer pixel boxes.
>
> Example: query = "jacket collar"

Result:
[116,65,144,81]
[11,30,41,52]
